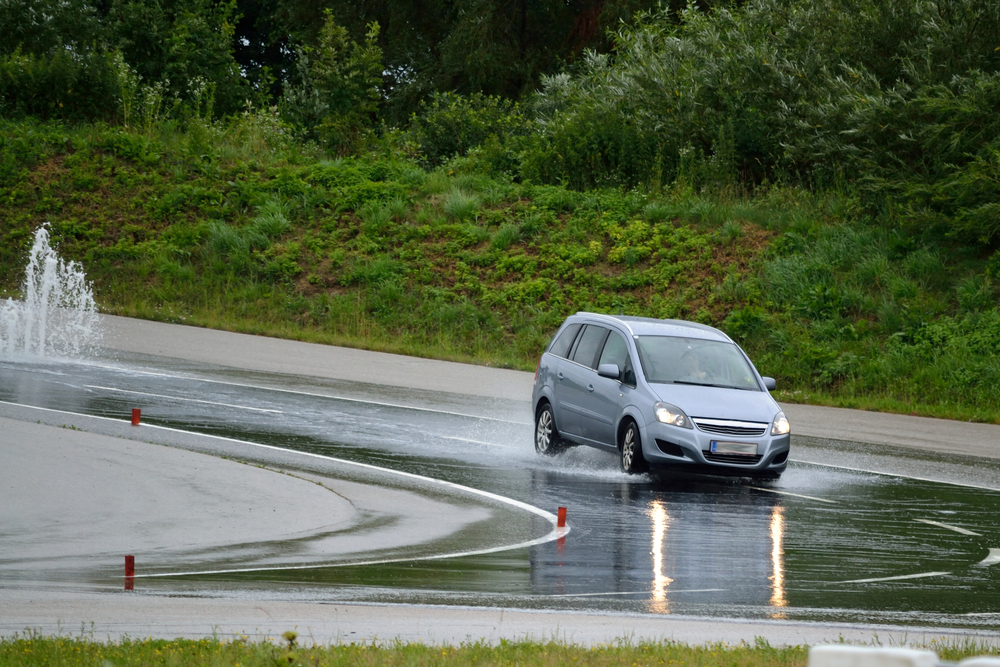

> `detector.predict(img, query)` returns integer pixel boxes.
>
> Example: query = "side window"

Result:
[622,364,637,388]
[547,323,581,359]
[570,325,609,369]
[597,332,637,387]
[598,332,628,369]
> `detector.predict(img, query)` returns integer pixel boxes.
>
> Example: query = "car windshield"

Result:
[635,336,760,390]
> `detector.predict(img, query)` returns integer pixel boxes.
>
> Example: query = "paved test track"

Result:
[2,314,999,646]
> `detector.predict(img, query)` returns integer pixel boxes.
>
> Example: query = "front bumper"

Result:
[641,419,790,476]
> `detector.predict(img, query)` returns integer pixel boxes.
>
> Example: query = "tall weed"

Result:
[443,189,480,220]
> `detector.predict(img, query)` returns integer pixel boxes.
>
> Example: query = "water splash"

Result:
[0,224,99,358]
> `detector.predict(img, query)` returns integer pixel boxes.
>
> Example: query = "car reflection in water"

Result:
[644,493,787,616]
[530,470,787,617]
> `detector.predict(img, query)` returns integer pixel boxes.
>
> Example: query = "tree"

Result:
[248,0,658,123]
[110,0,247,116]
[282,11,383,154]
[0,0,107,56]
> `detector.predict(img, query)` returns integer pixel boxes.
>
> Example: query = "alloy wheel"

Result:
[536,408,553,454]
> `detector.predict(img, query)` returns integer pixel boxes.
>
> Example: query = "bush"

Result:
[407,92,531,171]
[281,13,382,154]
[491,223,522,251]
[523,0,1000,247]
[204,198,290,276]
[111,0,248,117]
[442,189,480,220]
[0,49,118,121]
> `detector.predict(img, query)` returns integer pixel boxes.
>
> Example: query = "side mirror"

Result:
[762,376,777,391]
[597,363,621,380]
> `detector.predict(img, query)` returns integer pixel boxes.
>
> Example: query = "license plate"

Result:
[711,441,758,456]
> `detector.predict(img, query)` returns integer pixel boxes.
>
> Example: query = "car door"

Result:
[579,329,631,447]
[543,322,583,436]
[556,324,609,441]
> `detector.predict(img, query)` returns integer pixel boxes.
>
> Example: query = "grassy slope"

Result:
[0,120,770,365]
[2,119,998,422]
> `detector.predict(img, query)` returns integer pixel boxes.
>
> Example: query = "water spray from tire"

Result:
[0,224,99,358]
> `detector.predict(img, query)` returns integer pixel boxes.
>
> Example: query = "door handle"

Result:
[587,384,595,392]
[557,372,564,381]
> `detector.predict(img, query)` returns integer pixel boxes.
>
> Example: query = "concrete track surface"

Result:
[2,314,999,646]
[0,418,498,577]
[3,589,991,647]
[95,314,1000,459]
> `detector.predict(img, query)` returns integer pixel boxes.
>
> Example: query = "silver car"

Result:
[531,313,790,478]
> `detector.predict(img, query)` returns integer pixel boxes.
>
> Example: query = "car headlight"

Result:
[654,402,693,429]
[770,411,790,436]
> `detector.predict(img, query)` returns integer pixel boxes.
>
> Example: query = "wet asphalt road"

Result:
[2,349,1000,632]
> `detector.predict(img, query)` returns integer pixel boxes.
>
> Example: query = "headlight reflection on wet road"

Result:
[770,505,787,615]
[648,499,673,614]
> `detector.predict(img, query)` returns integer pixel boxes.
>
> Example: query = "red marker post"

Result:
[131,409,141,426]
[556,507,567,554]
[125,555,135,590]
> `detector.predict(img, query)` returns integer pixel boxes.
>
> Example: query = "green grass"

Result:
[1,635,997,667]
[1,117,998,423]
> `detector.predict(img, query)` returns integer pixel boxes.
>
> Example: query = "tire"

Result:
[534,403,567,456]
[619,420,649,474]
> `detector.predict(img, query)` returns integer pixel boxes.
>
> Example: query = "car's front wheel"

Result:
[619,420,649,474]
[535,403,567,456]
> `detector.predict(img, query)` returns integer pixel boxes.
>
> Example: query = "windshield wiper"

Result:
[670,380,755,391]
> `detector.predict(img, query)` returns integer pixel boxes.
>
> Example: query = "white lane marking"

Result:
[546,588,724,598]
[789,458,1000,493]
[976,548,1000,567]
[441,435,497,447]
[0,399,566,577]
[914,518,981,536]
[85,385,283,414]
[84,362,532,425]
[839,571,950,584]
[141,526,570,578]
[747,487,838,504]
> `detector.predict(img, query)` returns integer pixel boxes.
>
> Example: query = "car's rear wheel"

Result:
[535,403,567,456]
[619,420,649,474]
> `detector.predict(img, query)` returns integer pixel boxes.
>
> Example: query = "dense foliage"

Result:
[527,0,1000,242]
[0,0,248,120]
[2,116,999,420]
[0,0,998,421]
[0,0,667,126]
[260,0,663,122]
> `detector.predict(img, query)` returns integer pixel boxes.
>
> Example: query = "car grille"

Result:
[692,418,768,437]
[704,452,763,465]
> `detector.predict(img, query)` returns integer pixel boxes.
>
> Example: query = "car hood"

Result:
[648,383,780,422]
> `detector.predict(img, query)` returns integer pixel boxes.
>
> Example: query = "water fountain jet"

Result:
[0,224,99,358]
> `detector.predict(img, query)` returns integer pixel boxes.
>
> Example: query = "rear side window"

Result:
[547,323,582,358]
[570,325,609,369]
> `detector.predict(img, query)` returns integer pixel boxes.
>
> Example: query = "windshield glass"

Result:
[635,336,760,390]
